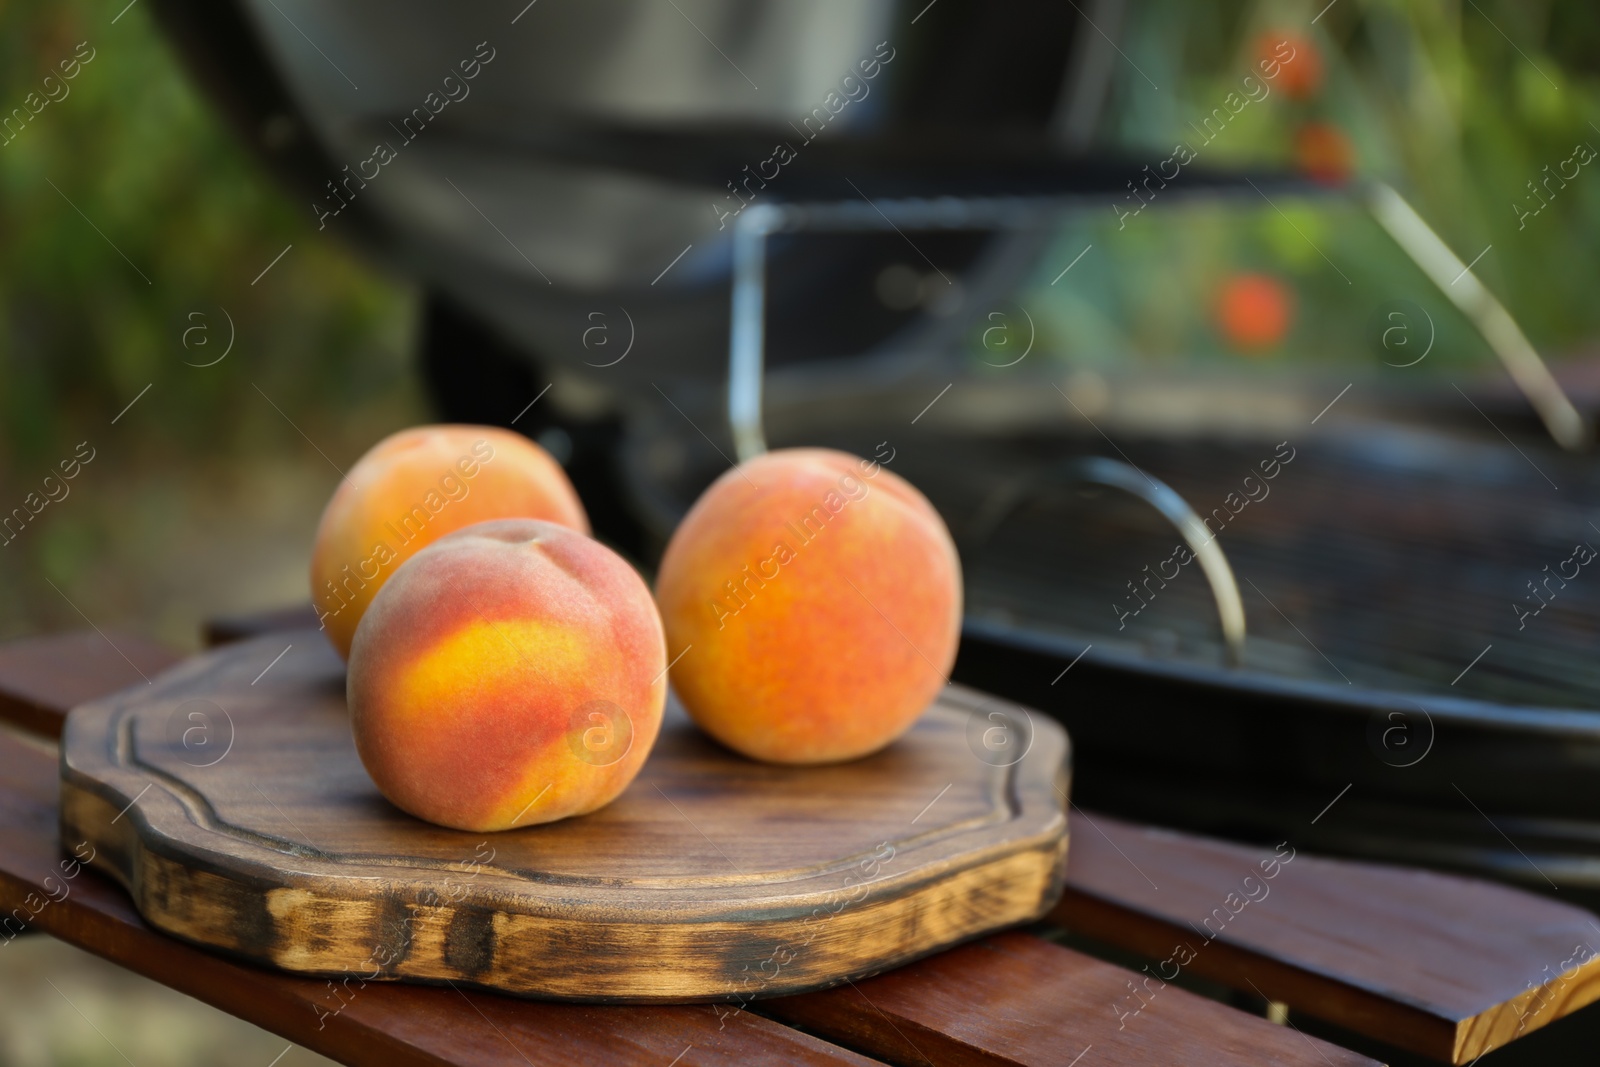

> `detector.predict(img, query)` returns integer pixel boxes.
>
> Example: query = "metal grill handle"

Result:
[966,456,1248,667]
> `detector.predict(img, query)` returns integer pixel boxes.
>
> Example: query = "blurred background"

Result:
[4,0,1598,648]
[4,0,1600,1063]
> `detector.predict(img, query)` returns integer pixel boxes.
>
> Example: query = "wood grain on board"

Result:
[1055,811,1600,1063]
[59,631,1070,1001]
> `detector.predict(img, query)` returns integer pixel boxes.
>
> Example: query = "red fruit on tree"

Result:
[1216,273,1294,353]
[1294,122,1354,183]
[1258,32,1323,100]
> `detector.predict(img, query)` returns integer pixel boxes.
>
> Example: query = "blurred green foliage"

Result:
[1006,0,1600,370]
[2,0,1598,643]
[0,0,418,640]
[0,0,413,465]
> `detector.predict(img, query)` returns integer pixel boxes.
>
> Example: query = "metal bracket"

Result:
[1366,181,1589,450]
[729,182,1589,458]
[726,194,1087,461]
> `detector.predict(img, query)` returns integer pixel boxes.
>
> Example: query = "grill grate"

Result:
[835,427,1600,709]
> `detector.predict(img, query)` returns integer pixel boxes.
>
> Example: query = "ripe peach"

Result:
[347,519,665,832]
[654,448,961,764]
[311,425,588,660]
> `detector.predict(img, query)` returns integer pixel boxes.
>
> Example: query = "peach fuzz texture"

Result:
[311,424,588,660]
[654,448,961,764]
[346,519,665,832]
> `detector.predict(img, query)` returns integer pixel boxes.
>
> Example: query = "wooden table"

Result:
[5,622,1600,1066]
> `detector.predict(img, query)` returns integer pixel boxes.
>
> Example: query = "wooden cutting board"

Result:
[59,631,1069,1002]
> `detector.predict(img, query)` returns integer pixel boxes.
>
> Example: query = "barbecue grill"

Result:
[149,0,1600,903]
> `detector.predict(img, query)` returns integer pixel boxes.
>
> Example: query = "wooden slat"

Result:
[203,603,321,647]
[0,630,183,739]
[769,930,1377,1067]
[0,729,882,1067]
[1055,812,1600,1063]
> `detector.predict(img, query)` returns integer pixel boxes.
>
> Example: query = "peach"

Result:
[311,425,588,660]
[347,519,665,831]
[654,448,961,764]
